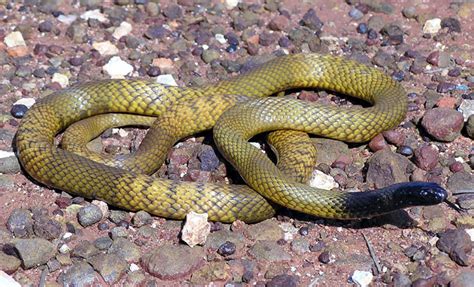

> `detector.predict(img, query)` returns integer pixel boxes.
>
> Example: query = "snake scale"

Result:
[16,53,447,222]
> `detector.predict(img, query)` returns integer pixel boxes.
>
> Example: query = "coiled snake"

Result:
[16,53,447,222]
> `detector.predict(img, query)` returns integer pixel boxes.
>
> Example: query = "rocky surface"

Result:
[0,0,472,286]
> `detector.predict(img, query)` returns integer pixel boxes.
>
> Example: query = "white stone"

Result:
[57,14,78,25]
[129,263,140,272]
[351,270,373,287]
[52,73,69,88]
[423,18,442,34]
[308,170,339,190]
[59,244,71,254]
[458,99,474,121]
[62,232,73,239]
[80,9,108,23]
[0,150,15,159]
[215,33,227,44]
[13,97,35,108]
[181,211,211,247]
[156,74,178,86]
[92,41,119,56]
[224,0,240,9]
[103,56,134,79]
[4,31,26,47]
[280,222,299,241]
[113,21,133,39]
[466,228,474,242]
[0,271,21,287]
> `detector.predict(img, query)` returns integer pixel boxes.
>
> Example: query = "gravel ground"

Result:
[0,0,473,286]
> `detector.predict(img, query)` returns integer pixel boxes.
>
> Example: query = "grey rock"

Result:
[108,237,141,262]
[312,138,349,166]
[198,145,220,171]
[93,236,113,250]
[0,251,21,274]
[447,172,474,194]
[436,229,472,266]
[366,149,412,188]
[421,108,464,142]
[201,49,220,64]
[47,258,61,272]
[132,210,153,227]
[367,15,385,31]
[0,175,15,190]
[466,115,474,139]
[7,209,33,238]
[361,0,394,14]
[205,229,245,251]
[163,4,183,20]
[450,271,474,287]
[244,219,283,241]
[140,244,205,280]
[124,270,147,286]
[110,226,128,240]
[66,23,88,44]
[109,210,130,224]
[58,261,101,287]
[248,240,291,262]
[33,216,63,240]
[77,205,103,227]
[72,240,100,260]
[290,238,310,255]
[88,253,128,284]
[190,261,231,284]
[456,194,474,210]
[402,6,417,19]
[0,155,21,174]
[392,272,411,286]
[14,238,56,269]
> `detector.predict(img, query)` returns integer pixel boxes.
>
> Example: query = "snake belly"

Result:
[16,53,447,222]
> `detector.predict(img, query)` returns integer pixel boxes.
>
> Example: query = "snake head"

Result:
[391,181,448,207]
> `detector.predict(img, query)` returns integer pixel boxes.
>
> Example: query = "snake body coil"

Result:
[16,53,447,222]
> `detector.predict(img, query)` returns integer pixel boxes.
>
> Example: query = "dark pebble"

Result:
[436,82,456,93]
[144,25,169,39]
[94,236,113,250]
[441,17,461,33]
[367,29,378,40]
[298,226,309,236]
[266,274,299,287]
[300,8,323,32]
[38,20,53,32]
[278,36,291,48]
[147,66,161,77]
[217,241,236,256]
[33,68,46,78]
[398,146,413,157]
[226,44,238,53]
[318,251,331,264]
[276,239,286,245]
[436,229,472,266]
[198,146,220,171]
[117,220,130,228]
[71,197,85,204]
[242,270,254,283]
[447,68,461,77]
[69,57,84,66]
[33,217,63,240]
[225,32,239,46]
[10,104,29,118]
[357,23,368,34]
[391,70,405,81]
[33,43,48,55]
[66,222,76,234]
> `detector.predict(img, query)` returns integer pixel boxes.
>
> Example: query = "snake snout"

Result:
[402,182,448,206]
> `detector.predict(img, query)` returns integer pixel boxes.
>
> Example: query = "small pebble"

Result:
[398,146,413,157]
[357,23,368,34]
[349,8,364,20]
[318,251,330,264]
[10,104,29,118]
[77,205,103,227]
[298,226,309,236]
[217,241,236,256]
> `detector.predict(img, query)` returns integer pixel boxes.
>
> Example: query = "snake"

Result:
[15,53,448,222]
